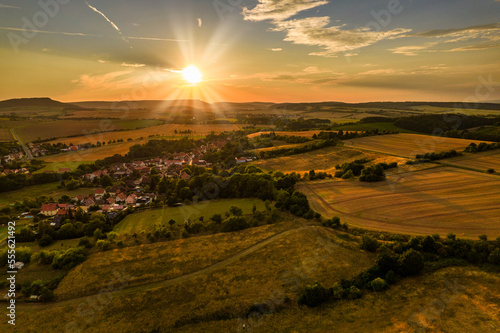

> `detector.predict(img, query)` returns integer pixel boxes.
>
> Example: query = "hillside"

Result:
[0,97,81,110]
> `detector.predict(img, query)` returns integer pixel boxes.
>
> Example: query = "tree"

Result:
[398,249,425,276]
[210,214,222,224]
[100,175,113,188]
[488,248,500,265]
[370,278,388,292]
[38,234,54,247]
[229,205,243,216]
[298,283,328,307]
[221,216,249,232]
[168,219,176,227]
[360,234,379,252]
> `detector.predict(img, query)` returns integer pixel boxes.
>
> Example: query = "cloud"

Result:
[449,43,500,52]
[243,0,328,22]
[269,48,283,51]
[0,4,20,9]
[404,23,500,39]
[85,1,129,45]
[98,59,108,63]
[389,42,438,56]
[121,62,146,67]
[243,1,411,57]
[198,18,202,28]
[273,17,410,57]
[0,26,100,37]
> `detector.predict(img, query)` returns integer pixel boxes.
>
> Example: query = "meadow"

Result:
[298,166,500,238]
[114,198,266,234]
[17,223,375,332]
[344,133,489,158]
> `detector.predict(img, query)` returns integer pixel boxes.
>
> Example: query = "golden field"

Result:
[298,166,500,238]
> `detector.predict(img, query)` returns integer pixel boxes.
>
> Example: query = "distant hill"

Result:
[0,97,82,110]
[72,99,213,111]
[272,101,500,111]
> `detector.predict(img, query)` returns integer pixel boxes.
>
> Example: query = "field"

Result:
[17,222,376,332]
[344,133,490,158]
[114,199,266,234]
[331,122,417,133]
[0,182,95,208]
[48,123,246,145]
[252,145,387,174]
[34,161,92,173]
[298,167,500,238]
[443,149,500,173]
[248,130,329,139]
[12,119,164,142]
[0,128,13,141]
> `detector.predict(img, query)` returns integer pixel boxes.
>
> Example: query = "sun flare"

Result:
[182,65,203,84]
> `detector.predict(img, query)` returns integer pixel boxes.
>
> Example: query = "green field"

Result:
[34,161,91,173]
[0,182,95,208]
[114,199,266,234]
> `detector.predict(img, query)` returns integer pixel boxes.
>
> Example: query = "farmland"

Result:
[298,167,500,238]
[443,149,500,173]
[48,123,246,145]
[344,133,490,158]
[0,128,13,142]
[14,119,164,142]
[114,198,266,234]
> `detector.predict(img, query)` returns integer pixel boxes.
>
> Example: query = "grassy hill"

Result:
[0,97,81,110]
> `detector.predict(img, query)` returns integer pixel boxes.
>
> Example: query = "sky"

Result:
[0,0,499,103]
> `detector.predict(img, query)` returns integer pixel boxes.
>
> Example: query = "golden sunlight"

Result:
[182,65,203,84]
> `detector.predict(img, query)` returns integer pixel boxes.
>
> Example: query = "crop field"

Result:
[252,145,386,174]
[34,161,92,173]
[298,167,500,238]
[248,130,329,139]
[14,119,164,142]
[444,150,500,173]
[0,128,13,141]
[114,199,266,234]
[48,123,245,145]
[18,223,375,332]
[331,122,418,133]
[344,133,490,158]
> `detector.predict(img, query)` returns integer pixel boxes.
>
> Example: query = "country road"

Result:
[10,128,33,160]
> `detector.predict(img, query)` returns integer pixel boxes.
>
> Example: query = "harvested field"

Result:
[344,133,490,158]
[39,141,142,163]
[248,130,329,139]
[298,167,500,238]
[48,123,244,145]
[0,128,13,141]
[444,150,500,173]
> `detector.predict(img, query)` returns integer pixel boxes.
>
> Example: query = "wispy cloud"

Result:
[85,1,129,45]
[0,26,100,37]
[269,48,283,51]
[198,18,202,28]
[121,62,146,68]
[243,0,410,57]
[0,4,20,9]
[389,42,438,56]
[243,0,328,22]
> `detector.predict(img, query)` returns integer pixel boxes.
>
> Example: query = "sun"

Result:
[182,65,203,84]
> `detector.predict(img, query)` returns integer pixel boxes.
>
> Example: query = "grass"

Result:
[17,223,375,332]
[114,198,266,234]
[443,149,500,173]
[297,166,500,239]
[344,133,491,159]
[34,161,92,173]
[0,128,13,141]
[0,182,95,208]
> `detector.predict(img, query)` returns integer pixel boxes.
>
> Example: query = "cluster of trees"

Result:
[464,142,500,153]
[415,149,462,161]
[394,114,500,135]
[334,159,369,179]
[277,118,331,131]
[446,126,500,142]
[0,172,61,193]
[334,160,396,182]
[0,142,21,156]
[301,217,500,308]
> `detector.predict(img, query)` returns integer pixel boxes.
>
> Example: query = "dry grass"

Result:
[0,128,13,141]
[444,150,500,173]
[298,166,500,238]
[344,133,491,158]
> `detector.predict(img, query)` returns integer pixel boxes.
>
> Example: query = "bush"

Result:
[360,235,379,252]
[38,234,54,247]
[331,283,346,300]
[370,278,388,292]
[298,283,328,307]
[341,170,354,179]
[78,237,92,249]
[487,168,495,174]
[96,240,111,251]
[488,248,500,265]
[398,249,425,276]
[221,216,250,232]
[51,247,87,269]
[347,286,362,299]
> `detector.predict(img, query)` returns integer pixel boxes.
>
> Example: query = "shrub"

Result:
[488,248,500,265]
[38,234,54,247]
[221,216,250,232]
[331,283,346,300]
[341,169,354,179]
[347,286,362,299]
[78,237,92,249]
[385,270,396,285]
[360,235,379,252]
[298,283,328,307]
[398,249,425,276]
[51,247,87,269]
[487,168,495,174]
[96,240,111,251]
[370,278,388,292]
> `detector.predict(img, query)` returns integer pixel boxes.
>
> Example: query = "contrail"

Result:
[85,1,130,45]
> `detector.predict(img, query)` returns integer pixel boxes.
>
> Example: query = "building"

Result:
[40,204,58,217]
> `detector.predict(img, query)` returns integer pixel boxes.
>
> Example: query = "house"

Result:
[125,194,137,205]
[106,197,115,205]
[30,295,41,301]
[94,188,106,199]
[115,193,127,203]
[14,262,24,270]
[73,195,85,203]
[40,204,58,217]
[235,157,247,164]
[59,168,71,173]
[180,172,191,180]
[83,198,95,206]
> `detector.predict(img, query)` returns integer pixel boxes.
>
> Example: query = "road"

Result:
[10,128,33,160]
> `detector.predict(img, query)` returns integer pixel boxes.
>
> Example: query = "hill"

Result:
[0,97,81,110]
[71,99,212,111]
